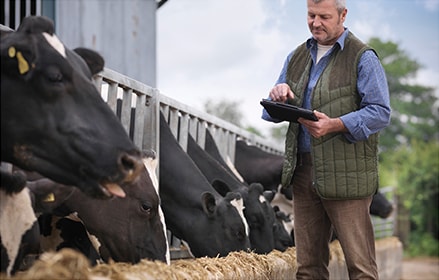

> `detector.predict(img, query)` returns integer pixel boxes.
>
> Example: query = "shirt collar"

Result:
[306,27,349,50]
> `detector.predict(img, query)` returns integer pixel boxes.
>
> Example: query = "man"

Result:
[262,0,391,279]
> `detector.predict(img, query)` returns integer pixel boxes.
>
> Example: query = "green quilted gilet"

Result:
[281,32,379,200]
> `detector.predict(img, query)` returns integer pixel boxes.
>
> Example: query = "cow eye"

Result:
[45,67,63,83]
[140,202,151,213]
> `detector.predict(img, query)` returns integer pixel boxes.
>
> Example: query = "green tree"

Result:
[371,38,439,256]
[368,38,439,150]
[204,98,244,127]
[380,140,439,256]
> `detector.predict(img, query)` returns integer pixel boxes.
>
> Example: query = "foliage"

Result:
[369,37,439,255]
[406,232,439,257]
[368,38,439,151]
[203,98,244,127]
[380,140,439,255]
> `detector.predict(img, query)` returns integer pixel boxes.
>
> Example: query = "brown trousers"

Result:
[292,153,378,280]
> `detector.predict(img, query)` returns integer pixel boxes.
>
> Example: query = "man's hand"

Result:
[298,111,348,138]
[269,83,295,102]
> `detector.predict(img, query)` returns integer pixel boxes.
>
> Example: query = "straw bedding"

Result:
[1,237,400,280]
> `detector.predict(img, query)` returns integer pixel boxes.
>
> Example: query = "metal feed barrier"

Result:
[93,68,396,259]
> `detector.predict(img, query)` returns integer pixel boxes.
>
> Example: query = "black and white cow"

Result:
[0,186,40,275]
[159,113,250,258]
[370,191,394,219]
[28,150,169,264]
[186,134,277,254]
[204,130,245,183]
[234,140,287,198]
[1,16,143,198]
[272,206,295,250]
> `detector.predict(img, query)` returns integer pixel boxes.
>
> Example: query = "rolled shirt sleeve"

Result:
[340,50,391,143]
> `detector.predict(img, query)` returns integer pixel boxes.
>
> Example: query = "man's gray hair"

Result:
[311,0,346,13]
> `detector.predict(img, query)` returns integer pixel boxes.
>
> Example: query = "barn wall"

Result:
[56,0,157,87]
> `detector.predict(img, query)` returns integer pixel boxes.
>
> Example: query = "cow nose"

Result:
[118,152,143,183]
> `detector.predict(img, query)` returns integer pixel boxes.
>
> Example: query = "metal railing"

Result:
[94,68,283,161]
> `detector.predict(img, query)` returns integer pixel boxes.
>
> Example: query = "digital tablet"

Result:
[260,99,318,123]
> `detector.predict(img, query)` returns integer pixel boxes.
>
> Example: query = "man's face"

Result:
[307,0,347,45]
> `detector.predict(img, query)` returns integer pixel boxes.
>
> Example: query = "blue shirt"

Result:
[262,28,391,152]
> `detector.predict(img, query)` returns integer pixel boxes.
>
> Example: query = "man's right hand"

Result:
[269,83,295,102]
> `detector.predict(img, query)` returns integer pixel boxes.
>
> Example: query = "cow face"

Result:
[243,183,277,253]
[1,16,142,198]
[191,191,250,257]
[28,151,169,264]
[194,132,277,254]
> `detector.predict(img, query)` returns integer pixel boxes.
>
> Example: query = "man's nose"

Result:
[313,16,322,27]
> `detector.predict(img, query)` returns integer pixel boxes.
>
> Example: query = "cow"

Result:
[234,140,288,198]
[159,112,250,258]
[27,150,169,264]
[186,133,277,254]
[204,130,245,183]
[0,187,40,275]
[370,190,394,219]
[272,206,295,250]
[1,16,143,198]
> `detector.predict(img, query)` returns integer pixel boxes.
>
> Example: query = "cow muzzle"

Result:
[100,152,143,198]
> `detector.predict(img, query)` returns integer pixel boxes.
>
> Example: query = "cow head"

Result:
[27,150,169,264]
[370,191,393,219]
[193,191,250,257]
[272,206,294,251]
[1,16,142,198]
[212,180,276,254]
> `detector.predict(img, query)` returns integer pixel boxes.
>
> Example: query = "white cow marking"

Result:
[259,194,267,204]
[42,32,66,58]
[142,156,170,265]
[0,188,37,275]
[230,197,249,237]
[225,156,245,183]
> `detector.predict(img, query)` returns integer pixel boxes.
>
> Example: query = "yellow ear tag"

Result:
[8,46,16,57]
[16,51,30,74]
[43,193,55,202]
[8,46,29,74]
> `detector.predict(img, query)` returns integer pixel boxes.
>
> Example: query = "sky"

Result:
[156,0,439,135]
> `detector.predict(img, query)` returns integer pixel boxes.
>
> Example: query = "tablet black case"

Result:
[260,99,318,123]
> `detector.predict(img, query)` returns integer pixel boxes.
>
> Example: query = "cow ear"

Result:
[201,191,216,218]
[211,179,231,196]
[17,16,55,34]
[27,178,74,213]
[1,42,36,79]
[73,47,105,75]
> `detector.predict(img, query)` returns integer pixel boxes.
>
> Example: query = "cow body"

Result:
[0,188,39,275]
[234,140,286,197]
[204,130,245,183]
[27,151,169,265]
[1,16,142,198]
[159,113,250,258]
